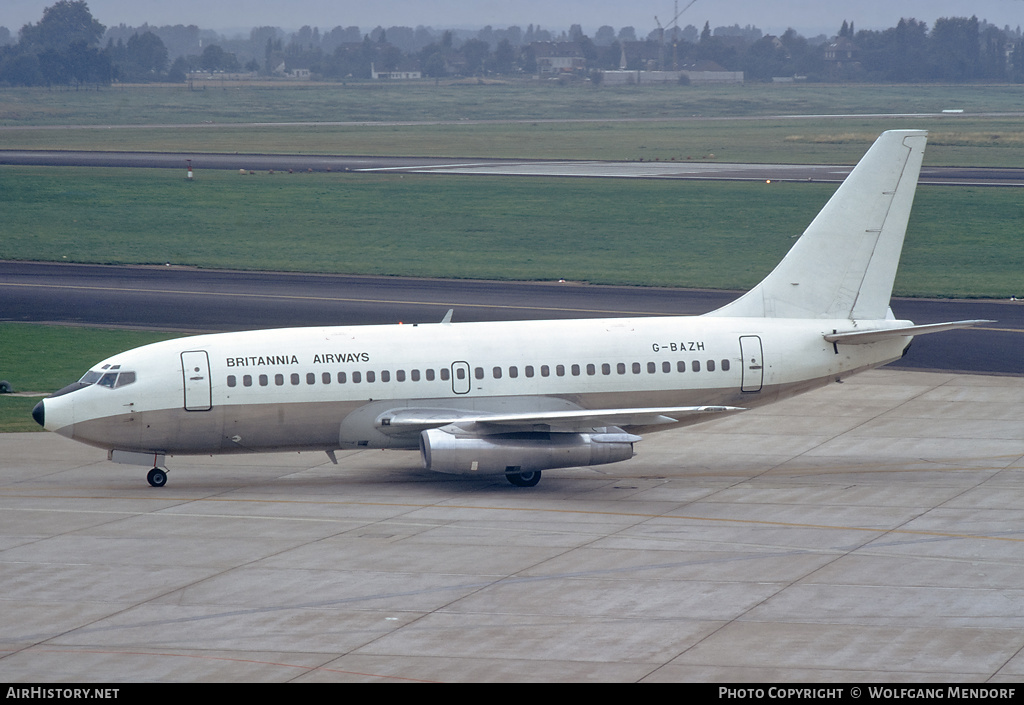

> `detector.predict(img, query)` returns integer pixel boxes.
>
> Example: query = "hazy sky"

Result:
[5,0,1023,37]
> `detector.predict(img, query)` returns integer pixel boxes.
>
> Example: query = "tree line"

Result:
[2,1,1022,86]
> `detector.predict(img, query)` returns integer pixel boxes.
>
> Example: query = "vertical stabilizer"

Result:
[706,130,927,320]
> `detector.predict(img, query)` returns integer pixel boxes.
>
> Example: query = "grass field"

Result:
[4,82,1023,125]
[1,166,1020,298]
[0,323,179,432]
[2,83,1024,165]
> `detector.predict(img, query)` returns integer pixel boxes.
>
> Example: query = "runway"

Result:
[3,150,1024,186]
[2,370,1023,681]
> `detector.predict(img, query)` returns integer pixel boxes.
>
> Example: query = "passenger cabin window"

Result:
[223,352,731,399]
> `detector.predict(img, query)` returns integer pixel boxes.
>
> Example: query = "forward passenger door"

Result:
[181,351,212,411]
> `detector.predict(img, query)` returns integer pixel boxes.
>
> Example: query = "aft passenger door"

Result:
[181,350,212,411]
[739,336,763,393]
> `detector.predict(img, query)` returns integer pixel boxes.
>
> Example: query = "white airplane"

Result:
[33,130,987,488]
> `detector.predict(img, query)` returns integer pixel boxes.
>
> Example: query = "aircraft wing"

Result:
[824,319,993,345]
[379,405,743,434]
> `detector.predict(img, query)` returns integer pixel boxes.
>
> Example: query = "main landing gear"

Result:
[505,469,541,487]
[147,467,168,488]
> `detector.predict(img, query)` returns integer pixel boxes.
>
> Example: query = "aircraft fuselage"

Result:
[40,315,910,456]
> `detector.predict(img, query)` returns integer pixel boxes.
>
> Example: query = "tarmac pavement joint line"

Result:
[4,492,1024,543]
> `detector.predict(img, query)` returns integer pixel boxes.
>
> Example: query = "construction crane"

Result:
[655,0,699,70]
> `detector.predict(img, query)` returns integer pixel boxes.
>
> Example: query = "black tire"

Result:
[0,380,11,394]
[506,470,541,487]
[147,468,168,488]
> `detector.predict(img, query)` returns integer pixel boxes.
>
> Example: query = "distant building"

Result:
[371,62,422,80]
[680,60,745,84]
[270,62,312,80]
[824,37,860,79]
[187,70,259,82]
[618,41,663,71]
[825,37,858,65]
[601,60,744,85]
[532,42,586,76]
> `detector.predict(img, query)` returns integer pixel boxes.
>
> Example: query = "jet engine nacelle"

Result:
[419,428,638,475]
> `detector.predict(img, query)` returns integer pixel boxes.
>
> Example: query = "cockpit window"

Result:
[78,369,136,389]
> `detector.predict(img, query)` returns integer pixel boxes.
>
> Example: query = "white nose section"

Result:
[34,395,76,436]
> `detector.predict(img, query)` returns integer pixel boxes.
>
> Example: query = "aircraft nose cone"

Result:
[31,400,44,427]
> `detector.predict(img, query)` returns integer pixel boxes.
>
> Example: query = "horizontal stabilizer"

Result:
[824,319,993,345]
[380,405,744,434]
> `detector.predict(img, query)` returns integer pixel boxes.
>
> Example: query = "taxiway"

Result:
[2,261,1020,376]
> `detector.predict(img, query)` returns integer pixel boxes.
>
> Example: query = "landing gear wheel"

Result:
[147,467,168,488]
[506,470,541,487]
